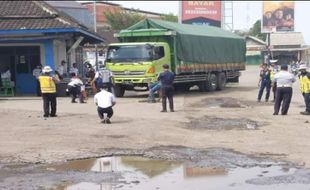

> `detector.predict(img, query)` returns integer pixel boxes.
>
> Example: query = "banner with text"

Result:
[262,1,294,33]
[180,1,222,27]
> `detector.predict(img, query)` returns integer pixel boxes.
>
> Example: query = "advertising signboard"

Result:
[180,1,222,27]
[262,1,294,33]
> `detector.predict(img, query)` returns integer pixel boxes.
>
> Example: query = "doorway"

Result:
[0,46,41,94]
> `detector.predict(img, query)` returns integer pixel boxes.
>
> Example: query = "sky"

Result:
[112,1,310,45]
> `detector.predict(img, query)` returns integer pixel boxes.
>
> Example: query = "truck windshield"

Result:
[106,45,153,63]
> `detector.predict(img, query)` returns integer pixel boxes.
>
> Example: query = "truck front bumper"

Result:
[114,76,156,86]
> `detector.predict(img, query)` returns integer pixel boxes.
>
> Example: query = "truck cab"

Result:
[106,42,170,97]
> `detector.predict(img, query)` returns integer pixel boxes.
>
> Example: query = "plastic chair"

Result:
[0,79,15,96]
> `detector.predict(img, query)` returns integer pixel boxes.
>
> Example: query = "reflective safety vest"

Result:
[299,74,310,93]
[39,75,56,93]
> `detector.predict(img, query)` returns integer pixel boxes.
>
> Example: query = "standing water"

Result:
[48,156,310,190]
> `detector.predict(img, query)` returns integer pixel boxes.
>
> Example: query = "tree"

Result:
[160,13,178,22]
[248,20,266,41]
[103,8,146,30]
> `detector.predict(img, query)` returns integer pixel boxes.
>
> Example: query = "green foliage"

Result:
[248,20,266,41]
[160,13,178,22]
[103,9,146,30]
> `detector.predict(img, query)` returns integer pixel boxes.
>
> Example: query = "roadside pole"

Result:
[93,1,98,71]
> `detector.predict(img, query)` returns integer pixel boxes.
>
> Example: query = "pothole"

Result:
[187,116,261,130]
[192,97,249,108]
[1,147,309,190]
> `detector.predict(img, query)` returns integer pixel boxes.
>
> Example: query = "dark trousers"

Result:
[97,106,113,119]
[303,93,310,112]
[258,80,271,101]
[42,93,57,116]
[162,86,174,111]
[274,87,292,115]
[68,86,82,103]
[36,79,41,96]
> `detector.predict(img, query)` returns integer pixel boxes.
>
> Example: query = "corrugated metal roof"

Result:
[270,32,305,46]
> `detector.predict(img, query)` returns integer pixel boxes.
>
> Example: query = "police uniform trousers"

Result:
[274,87,292,115]
[161,85,174,111]
[303,93,310,112]
[42,93,57,117]
[97,106,113,119]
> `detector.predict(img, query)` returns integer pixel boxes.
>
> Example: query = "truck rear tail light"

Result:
[147,66,155,74]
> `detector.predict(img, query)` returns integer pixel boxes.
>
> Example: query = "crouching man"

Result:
[94,84,116,124]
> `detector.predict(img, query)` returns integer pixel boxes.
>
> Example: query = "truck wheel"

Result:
[216,72,226,91]
[114,84,125,97]
[206,74,217,92]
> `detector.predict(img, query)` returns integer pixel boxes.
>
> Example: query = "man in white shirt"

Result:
[57,60,66,78]
[69,63,79,77]
[94,84,116,124]
[272,64,296,115]
[91,67,114,93]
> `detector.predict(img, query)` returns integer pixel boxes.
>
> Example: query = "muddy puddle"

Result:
[45,156,310,190]
[1,147,310,190]
[188,116,261,130]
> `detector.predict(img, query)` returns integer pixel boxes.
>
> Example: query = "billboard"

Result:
[180,1,222,27]
[262,1,295,33]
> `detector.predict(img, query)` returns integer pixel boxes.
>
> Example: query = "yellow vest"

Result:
[299,74,310,93]
[39,76,56,93]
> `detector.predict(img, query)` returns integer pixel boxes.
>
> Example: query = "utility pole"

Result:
[93,1,98,71]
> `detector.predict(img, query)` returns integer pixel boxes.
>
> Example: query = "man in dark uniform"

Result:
[158,64,175,112]
[272,64,296,115]
[257,63,271,102]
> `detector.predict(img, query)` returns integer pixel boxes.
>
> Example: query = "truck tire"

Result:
[216,72,226,91]
[114,84,125,97]
[206,74,217,92]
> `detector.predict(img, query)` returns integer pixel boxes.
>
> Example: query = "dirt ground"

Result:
[0,65,310,168]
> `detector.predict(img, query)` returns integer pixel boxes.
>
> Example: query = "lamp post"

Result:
[93,1,99,71]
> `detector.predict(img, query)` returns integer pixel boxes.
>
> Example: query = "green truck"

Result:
[106,19,246,97]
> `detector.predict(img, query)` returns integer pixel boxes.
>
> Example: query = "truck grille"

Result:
[112,71,145,76]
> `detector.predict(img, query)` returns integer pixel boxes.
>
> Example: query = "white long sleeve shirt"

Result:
[94,90,116,108]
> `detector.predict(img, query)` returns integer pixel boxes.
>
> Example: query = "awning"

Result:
[0,28,104,44]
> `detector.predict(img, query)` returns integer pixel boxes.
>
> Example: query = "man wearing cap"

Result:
[94,83,116,124]
[298,64,310,115]
[38,66,60,117]
[272,64,296,115]
[158,64,175,112]
[57,60,66,79]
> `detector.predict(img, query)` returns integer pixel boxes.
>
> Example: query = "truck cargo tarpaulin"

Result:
[180,1,222,27]
[262,1,295,33]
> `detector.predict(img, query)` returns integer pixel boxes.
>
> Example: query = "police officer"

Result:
[158,64,175,112]
[39,66,60,117]
[298,64,310,115]
[272,64,296,115]
[257,63,272,102]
